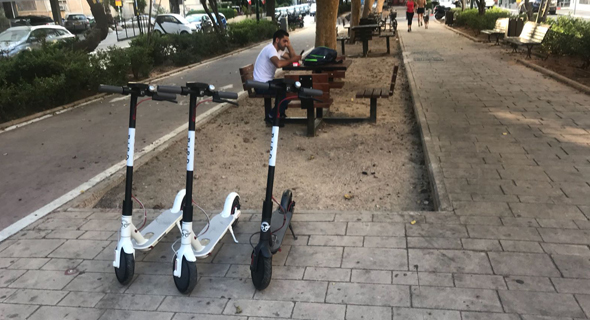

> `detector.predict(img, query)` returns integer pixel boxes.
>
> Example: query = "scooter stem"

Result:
[182,94,198,223]
[123,93,139,217]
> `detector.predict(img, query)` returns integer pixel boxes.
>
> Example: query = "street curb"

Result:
[443,24,484,42]
[398,33,453,212]
[517,58,590,96]
[0,38,268,133]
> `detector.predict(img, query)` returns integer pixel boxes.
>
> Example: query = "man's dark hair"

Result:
[273,30,289,44]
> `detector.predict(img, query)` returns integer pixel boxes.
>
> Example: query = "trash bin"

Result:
[508,18,524,37]
[445,11,454,26]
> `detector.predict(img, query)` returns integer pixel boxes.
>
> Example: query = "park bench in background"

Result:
[481,17,509,45]
[239,64,273,122]
[355,64,399,123]
[504,21,551,59]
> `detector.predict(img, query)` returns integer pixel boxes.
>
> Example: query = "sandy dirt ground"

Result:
[96,36,433,212]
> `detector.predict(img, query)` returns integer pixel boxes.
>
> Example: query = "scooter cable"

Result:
[131,195,148,230]
[192,200,211,237]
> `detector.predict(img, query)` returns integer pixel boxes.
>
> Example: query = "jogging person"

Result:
[416,0,425,27]
[406,0,415,32]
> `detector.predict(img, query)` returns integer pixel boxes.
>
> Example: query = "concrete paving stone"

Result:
[292,302,346,320]
[51,210,94,219]
[212,244,254,265]
[541,243,590,256]
[78,231,116,240]
[462,239,503,251]
[461,312,521,320]
[574,220,590,229]
[95,293,165,311]
[411,286,502,312]
[0,269,26,287]
[553,255,590,278]
[560,185,590,199]
[501,217,540,227]
[7,258,49,270]
[270,265,306,280]
[44,230,86,239]
[552,278,590,295]
[192,277,255,299]
[334,212,373,222]
[424,213,462,224]
[76,259,113,274]
[351,269,391,284]
[133,261,178,276]
[489,252,560,277]
[467,226,541,241]
[502,184,565,197]
[346,222,405,237]
[498,167,550,181]
[445,181,505,195]
[40,258,83,271]
[28,306,105,320]
[32,218,88,231]
[0,303,39,319]
[254,279,328,303]
[450,193,474,201]
[64,272,129,293]
[286,246,343,268]
[472,194,521,203]
[48,240,111,260]
[92,241,119,261]
[454,201,513,217]
[290,222,347,235]
[443,168,501,180]
[371,212,425,223]
[0,239,65,258]
[172,314,247,320]
[459,216,502,225]
[510,203,586,220]
[500,240,544,253]
[342,247,407,271]
[292,213,335,222]
[0,258,15,268]
[157,296,227,314]
[222,299,293,317]
[9,270,75,290]
[98,309,173,320]
[454,274,507,290]
[575,294,590,318]
[545,168,590,183]
[409,249,492,274]
[580,206,590,220]
[308,236,363,247]
[303,267,350,282]
[520,316,578,320]
[539,228,590,244]
[58,291,104,307]
[0,288,16,302]
[392,307,461,320]
[363,236,406,248]
[406,224,467,238]
[79,218,120,231]
[499,290,585,317]
[326,282,410,307]
[537,219,579,229]
[346,305,392,320]
[408,237,463,250]
[505,275,555,292]
[5,288,68,306]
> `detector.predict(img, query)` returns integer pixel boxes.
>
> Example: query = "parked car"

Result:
[64,13,90,33]
[0,25,75,58]
[519,0,557,14]
[10,15,54,27]
[153,14,197,34]
[185,13,210,31]
[206,12,227,29]
[121,15,155,29]
[310,3,316,16]
[87,16,96,27]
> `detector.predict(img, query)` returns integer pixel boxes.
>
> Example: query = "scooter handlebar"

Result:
[98,85,125,94]
[157,85,183,95]
[299,87,323,96]
[244,80,273,90]
[216,91,238,99]
[152,92,177,103]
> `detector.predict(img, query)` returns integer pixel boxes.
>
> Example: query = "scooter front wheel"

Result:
[173,255,198,294]
[251,253,272,290]
[114,250,135,285]
[231,196,240,227]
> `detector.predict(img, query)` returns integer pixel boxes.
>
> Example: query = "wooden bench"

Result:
[355,64,399,123]
[481,17,509,45]
[284,73,333,136]
[337,36,350,55]
[504,21,551,59]
[379,32,395,54]
[239,64,274,122]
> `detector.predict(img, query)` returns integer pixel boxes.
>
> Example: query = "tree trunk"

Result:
[362,0,374,18]
[524,0,533,20]
[350,0,361,39]
[461,0,466,10]
[147,0,153,37]
[316,0,339,49]
[477,0,485,15]
[169,0,180,14]
[266,0,276,21]
[73,0,109,53]
[376,0,385,13]
[209,0,225,33]
[200,0,222,33]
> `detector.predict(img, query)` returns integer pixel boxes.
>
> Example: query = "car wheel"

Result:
[180,31,189,35]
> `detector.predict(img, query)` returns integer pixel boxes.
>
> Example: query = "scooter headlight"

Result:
[294,81,301,89]
[208,84,215,91]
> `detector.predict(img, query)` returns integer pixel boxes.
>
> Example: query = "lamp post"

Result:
[256,0,260,21]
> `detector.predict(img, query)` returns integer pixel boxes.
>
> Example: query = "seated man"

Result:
[253,29,301,124]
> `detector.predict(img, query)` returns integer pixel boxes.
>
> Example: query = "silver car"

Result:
[0,25,75,58]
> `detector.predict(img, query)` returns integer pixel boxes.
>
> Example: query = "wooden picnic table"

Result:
[348,24,381,56]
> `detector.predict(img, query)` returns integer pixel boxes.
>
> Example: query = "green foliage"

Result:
[454,7,513,32]
[227,19,278,46]
[542,16,590,68]
[187,8,238,19]
[338,2,352,14]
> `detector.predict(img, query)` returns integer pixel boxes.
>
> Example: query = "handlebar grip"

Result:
[98,85,124,94]
[152,92,177,102]
[300,87,323,96]
[157,85,182,94]
[244,80,270,90]
[217,91,238,99]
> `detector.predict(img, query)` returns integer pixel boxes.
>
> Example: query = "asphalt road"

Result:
[0,23,316,231]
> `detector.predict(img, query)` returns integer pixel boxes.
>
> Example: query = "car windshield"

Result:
[68,15,85,20]
[186,15,204,23]
[0,29,29,43]
[175,15,190,25]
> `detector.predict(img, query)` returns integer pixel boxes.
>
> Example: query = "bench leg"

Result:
[363,40,368,57]
[316,107,323,119]
[307,105,315,137]
[386,36,390,54]
[264,98,271,122]
[341,40,346,55]
[495,35,500,45]
[370,98,377,123]
[487,34,491,43]
[526,45,533,59]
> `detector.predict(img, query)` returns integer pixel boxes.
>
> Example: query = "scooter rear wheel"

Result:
[173,255,198,294]
[114,250,135,285]
[251,253,272,290]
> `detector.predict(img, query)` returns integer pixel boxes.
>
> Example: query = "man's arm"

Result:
[270,55,301,68]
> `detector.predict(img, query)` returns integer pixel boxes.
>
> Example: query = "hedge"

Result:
[542,16,590,68]
[0,19,277,123]
[187,8,238,20]
[453,8,513,33]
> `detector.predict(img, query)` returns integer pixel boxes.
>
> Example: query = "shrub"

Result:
[227,19,278,46]
[454,8,512,33]
[187,8,238,20]
[543,16,590,68]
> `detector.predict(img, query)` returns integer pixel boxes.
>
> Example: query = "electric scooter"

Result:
[243,79,323,290]
[158,82,241,294]
[98,83,179,285]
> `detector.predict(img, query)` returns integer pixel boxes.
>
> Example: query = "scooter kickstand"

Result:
[228,225,239,243]
[288,223,298,240]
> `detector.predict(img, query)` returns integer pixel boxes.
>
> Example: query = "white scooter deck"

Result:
[134,209,183,250]
[194,212,239,258]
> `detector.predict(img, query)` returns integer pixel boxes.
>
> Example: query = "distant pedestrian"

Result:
[406,0,415,32]
[423,9,429,29]
[416,0,425,27]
